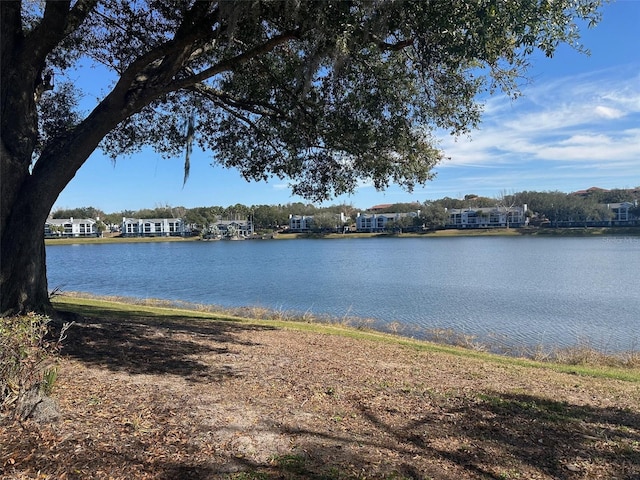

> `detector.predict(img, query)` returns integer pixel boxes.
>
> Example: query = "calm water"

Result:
[46,236,640,351]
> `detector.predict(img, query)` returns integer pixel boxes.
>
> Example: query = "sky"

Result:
[52,1,640,213]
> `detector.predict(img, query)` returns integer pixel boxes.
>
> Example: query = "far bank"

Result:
[45,225,640,245]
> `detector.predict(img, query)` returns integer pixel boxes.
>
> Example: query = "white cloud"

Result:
[594,105,624,119]
[437,67,640,171]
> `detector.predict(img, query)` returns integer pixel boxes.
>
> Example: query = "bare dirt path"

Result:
[2,309,639,479]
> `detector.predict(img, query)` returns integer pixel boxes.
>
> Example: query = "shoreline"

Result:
[53,292,640,372]
[45,225,640,245]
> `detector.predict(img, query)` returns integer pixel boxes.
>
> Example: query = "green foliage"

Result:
[311,212,344,232]
[420,203,449,229]
[52,206,104,219]
[28,0,604,203]
[515,190,616,224]
[251,204,289,230]
[133,205,184,219]
[0,313,69,414]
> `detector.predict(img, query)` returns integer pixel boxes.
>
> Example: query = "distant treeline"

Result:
[51,188,640,230]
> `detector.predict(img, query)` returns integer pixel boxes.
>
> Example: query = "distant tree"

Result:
[287,203,317,217]
[420,203,448,230]
[51,206,104,219]
[48,224,65,237]
[184,206,223,228]
[225,223,238,239]
[223,204,250,220]
[311,212,345,233]
[434,197,465,210]
[1,0,604,314]
[465,195,496,208]
[321,203,358,220]
[252,204,288,230]
[374,203,421,214]
[101,212,123,226]
[390,215,416,232]
[133,206,175,219]
[203,223,220,239]
[596,189,635,204]
[496,190,517,228]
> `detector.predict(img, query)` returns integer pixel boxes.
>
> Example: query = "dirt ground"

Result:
[1,308,639,479]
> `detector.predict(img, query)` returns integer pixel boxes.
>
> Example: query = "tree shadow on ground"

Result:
[3,367,639,478]
[7,304,637,479]
[53,303,274,382]
[282,391,640,479]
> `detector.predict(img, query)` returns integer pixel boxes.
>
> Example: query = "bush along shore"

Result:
[1,294,639,479]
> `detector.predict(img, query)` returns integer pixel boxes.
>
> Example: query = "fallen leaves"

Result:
[1,315,639,479]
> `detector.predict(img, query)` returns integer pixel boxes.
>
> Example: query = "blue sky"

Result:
[53,1,640,213]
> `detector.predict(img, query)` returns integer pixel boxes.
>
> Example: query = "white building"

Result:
[213,219,254,238]
[288,215,315,232]
[45,217,98,237]
[604,202,636,224]
[288,213,349,232]
[122,218,187,237]
[446,205,528,228]
[355,211,420,232]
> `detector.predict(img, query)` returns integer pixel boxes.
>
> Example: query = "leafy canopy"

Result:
[30,0,603,202]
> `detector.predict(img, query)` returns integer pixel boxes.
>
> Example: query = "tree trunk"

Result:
[1,209,52,317]
[0,158,56,315]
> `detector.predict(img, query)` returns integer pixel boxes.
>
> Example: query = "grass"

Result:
[52,294,640,383]
[45,235,199,245]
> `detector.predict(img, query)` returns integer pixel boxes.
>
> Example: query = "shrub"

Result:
[0,313,71,420]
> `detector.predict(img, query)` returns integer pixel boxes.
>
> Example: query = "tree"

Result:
[420,203,448,230]
[252,204,288,230]
[1,0,603,315]
[311,212,342,233]
[51,206,105,219]
[373,202,421,214]
[496,190,517,228]
[223,204,250,221]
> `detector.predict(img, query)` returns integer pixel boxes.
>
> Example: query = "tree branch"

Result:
[0,1,22,56]
[113,1,220,98]
[168,30,300,92]
[371,35,415,52]
[63,0,99,37]
[188,83,289,121]
[25,1,72,62]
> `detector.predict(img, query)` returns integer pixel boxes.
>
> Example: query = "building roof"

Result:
[368,203,394,211]
[572,186,608,196]
[123,217,182,223]
[46,217,96,225]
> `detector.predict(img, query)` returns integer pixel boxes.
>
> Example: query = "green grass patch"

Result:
[475,393,584,423]
[45,236,199,246]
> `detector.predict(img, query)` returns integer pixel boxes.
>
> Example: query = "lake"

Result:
[46,236,640,352]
